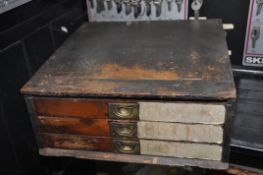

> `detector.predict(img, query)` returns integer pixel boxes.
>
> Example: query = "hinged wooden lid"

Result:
[21,20,236,101]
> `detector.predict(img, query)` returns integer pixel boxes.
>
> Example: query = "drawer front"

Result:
[41,134,112,151]
[139,102,226,124]
[109,103,139,120]
[109,121,137,138]
[30,97,228,162]
[138,122,223,144]
[140,140,222,160]
[38,116,110,137]
[113,139,140,154]
[33,98,108,118]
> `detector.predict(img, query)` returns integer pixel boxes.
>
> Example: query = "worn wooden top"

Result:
[22,19,236,100]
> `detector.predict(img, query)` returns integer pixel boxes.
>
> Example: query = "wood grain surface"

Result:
[41,133,112,151]
[38,116,110,136]
[21,20,236,101]
[33,98,108,118]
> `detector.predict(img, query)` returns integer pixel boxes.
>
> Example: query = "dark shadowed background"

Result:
[0,0,262,174]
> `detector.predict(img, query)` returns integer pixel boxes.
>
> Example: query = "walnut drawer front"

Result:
[41,133,112,151]
[139,102,226,124]
[138,121,223,144]
[33,98,108,118]
[37,116,110,137]
[140,140,222,161]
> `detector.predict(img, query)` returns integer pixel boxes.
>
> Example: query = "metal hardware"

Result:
[105,0,113,10]
[166,0,172,11]
[175,0,183,13]
[113,140,140,154]
[109,103,139,120]
[124,0,132,15]
[191,0,203,20]
[256,0,263,16]
[110,122,137,137]
[114,0,122,13]
[131,0,141,18]
[145,0,152,16]
[251,25,261,49]
[96,0,105,13]
[232,66,263,76]
[153,0,162,17]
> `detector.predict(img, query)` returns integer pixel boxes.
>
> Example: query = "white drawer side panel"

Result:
[139,102,226,124]
[138,121,223,144]
[140,140,222,160]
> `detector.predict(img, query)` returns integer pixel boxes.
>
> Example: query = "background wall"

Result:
[0,0,261,174]
[0,0,92,174]
[190,0,251,66]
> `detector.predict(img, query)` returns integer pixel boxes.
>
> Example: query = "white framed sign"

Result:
[243,0,263,67]
[86,0,189,21]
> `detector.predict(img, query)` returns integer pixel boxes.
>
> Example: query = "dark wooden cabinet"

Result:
[21,20,236,170]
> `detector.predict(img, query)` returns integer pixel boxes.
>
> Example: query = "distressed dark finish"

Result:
[33,98,108,118]
[41,134,112,151]
[219,100,236,163]
[39,148,229,169]
[38,116,110,136]
[207,166,263,175]
[21,20,235,101]
[21,20,236,169]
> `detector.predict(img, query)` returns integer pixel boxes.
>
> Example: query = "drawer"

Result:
[41,133,112,151]
[140,140,222,161]
[139,102,226,124]
[109,121,137,138]
[113,139,140,154]
[138,121,223,144]
[33,98,108,118]
[38,116,110,137]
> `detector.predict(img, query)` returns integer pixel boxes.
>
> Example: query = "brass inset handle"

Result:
[111,123,137,137]
[109,103,138,120]
[114,141,140,154]
[116,107,131,117]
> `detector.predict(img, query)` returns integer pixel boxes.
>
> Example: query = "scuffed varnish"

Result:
[94,64,179,81]
[191,51,200,62]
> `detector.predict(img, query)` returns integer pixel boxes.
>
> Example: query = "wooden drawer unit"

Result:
[21,20,236,169]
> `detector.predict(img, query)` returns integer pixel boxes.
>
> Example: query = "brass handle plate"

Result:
[109,103,139,120]
[113,140,140,154]
[110,122,137,137]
